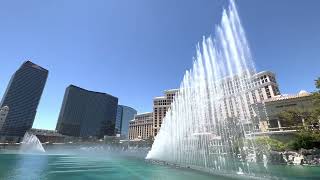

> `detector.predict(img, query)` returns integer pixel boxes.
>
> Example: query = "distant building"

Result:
[0,61,48,137]
[56,85,118,138]
[153,89,179,136]
[115,105,137,138]
[0,106,9,131]
[115,106,122,135]
[128,112,153,140]
[29,128,65,143]
[263,90,315,131]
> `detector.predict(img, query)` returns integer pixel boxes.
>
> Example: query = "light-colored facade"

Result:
[150,71,279,136]
[153,89,179,136]
[263,90,315,131]
[128,112,153,140]
[222,71,280,104]
[250,71,280,102]
[216,71,280,133]
[0,106,9,131]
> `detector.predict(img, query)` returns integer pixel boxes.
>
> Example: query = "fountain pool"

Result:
[0,150,319,180]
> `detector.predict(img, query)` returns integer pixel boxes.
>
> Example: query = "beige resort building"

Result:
[153,89,179,136]
[128,112,153,140]
[212,70,281,133]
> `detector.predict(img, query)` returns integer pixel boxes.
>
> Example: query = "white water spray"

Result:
[147,0,266,176]
[20,132,45,153]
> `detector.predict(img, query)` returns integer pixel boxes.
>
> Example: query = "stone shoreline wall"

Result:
[268,148,320,165]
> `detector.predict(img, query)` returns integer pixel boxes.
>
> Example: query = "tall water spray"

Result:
[147,0,267,176]
[20,132,45,153]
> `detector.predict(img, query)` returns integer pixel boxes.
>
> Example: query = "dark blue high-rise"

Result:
[0,61,48,137]
[56,85,118,138]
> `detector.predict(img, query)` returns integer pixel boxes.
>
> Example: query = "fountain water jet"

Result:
[20,132,45,153]
[147,0,268,177]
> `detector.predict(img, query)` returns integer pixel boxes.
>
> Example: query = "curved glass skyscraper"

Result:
[0,61,48,137]
[56,85,118,138]
[116,105,137,138]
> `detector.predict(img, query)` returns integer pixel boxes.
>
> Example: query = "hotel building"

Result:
[128,112,153,140]
[221,71,280,104]
[56,85,118,138]
[0,61,48,137]
[217,71,281,132]
[151,71,280,136]
[153,89,179,136]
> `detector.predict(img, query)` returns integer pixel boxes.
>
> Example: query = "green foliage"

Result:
[315,77,320,91]
[313,77,320,118]
[311,77,320,125]
[278,109,312,127]
[255,131,320,152]
[289,130,320,150]
[278,109,300,127]
[277,77,320,128]
[255,136,287,152]
[256,77,320,152]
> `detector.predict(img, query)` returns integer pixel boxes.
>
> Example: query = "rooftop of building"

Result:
[164,89,179,93]
[153,89,179,100]
[118,105,137,111]
[264,90,312,103]
[68,85,118,99]
[254,70,276,77]
[154,96,166,100]
[135,112,152,116]
[214,70,276,82]
[23,60,48,72]
[131,112,153,121]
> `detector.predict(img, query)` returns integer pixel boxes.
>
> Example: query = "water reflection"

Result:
[6,154,48,180]
[0,151,319,180]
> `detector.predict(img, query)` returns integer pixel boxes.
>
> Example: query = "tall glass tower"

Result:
[0,61,48,137]
[56,85,118,138]
[115,105,137,138]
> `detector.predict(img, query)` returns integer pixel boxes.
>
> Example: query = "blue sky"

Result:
[0,0,319,130]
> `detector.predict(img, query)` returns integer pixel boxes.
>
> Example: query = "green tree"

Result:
[312,77,320,119]
[312,77,320,107]
[315,77,320,90]
[271,77,320,150]
[278,109,312,128]
[289,130,320,150]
